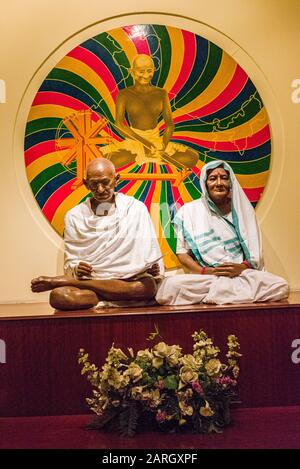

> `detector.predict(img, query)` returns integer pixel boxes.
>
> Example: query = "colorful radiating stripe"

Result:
[24,25,271,269]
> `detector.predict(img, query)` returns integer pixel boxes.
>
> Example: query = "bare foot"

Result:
[31,276,69,292]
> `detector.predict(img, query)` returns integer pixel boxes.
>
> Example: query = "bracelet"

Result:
[200,266,206,275]
[242,260,252,268]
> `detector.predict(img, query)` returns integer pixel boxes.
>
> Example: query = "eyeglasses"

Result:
[87,178,114,190]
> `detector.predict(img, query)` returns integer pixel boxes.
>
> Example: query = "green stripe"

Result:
[197,154,270,175]
[194,228,214,239]
[134,180,148,199]
[175,93,265,133]
[92,33,133,88]
[197,235,221,247]
[183,177,201,199]
[201,242,222,255]
[227,245,243,254]
[30,163,73,195]
[172,43,222,111]
[47,68,113,121]
[152,25,171,88]
[160,181,176,252]
[26,118,63,136]
[174,216,208,267]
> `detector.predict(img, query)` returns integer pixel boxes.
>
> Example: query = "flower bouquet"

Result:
[78,329,241,437]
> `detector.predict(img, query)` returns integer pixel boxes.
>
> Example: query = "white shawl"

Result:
[64,193,164,279]
[174,160,264,269]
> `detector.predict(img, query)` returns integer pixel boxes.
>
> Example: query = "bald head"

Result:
[86,158,116,179]
[132,54,154,70]
[84,158,119,205]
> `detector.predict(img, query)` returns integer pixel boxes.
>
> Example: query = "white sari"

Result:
[156,161,289,305]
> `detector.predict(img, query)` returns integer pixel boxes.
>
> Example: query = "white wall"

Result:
[0,0,299,304]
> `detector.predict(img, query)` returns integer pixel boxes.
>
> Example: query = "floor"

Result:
[1,406,299,449]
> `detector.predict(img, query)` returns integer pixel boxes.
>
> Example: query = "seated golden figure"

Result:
[101,54,199,169]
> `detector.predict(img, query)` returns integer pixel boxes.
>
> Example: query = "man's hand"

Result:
[209,263,249,278]
[146,263,160,277]
[75,262,93,278]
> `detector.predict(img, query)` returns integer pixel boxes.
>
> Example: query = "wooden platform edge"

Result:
[1,292,300,321]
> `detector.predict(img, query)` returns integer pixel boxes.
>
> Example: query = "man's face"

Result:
[85,170,118,204]
[131,58,154,85]
[206,167,231,204]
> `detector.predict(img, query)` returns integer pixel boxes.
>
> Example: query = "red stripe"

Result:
[31,92,113,133]
[32,91,96,112]
[122,26,151,55]
[164,164,184,206]
[116,162,136,172]
[168,30,196,99]
[172,125,270,151]
[173,65,248,124]
[25,140,57,166]
[191,166,201,181]
[42,179,75,222]
[243,186,264,202]
[119,179,138,194]
[143,181,156,210]
[67,46,119,100]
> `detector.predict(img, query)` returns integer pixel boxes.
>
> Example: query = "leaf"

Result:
[119,401,139,437]
[164,375,178,390]
[146,324,162,342]
[86,408,119,430]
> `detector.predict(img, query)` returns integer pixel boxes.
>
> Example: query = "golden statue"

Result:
[101,54,198,170]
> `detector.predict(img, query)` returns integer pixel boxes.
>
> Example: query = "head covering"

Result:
[175,160,264,269]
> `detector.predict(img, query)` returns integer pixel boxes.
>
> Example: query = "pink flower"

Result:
[192,380,204,396]
[155,410,168,423]
[217,376,237,387]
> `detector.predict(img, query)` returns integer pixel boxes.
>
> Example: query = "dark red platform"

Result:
[1,406,300,449]
[1,295,300,417]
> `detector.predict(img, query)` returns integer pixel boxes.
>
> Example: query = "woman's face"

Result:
[206,167,231,204]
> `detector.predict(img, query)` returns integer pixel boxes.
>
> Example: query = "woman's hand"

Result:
[211,263,249,278]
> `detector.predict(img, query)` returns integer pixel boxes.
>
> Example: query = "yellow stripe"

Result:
[236,171,268,187]
[28,104,76,122]
[192,162,268,187]
[193,161,267,186]
[55,56,115,115]
[26,150,67,182]
[172,52,236,119]
[163,27,185,94]
[52,185,89,236]
[174,108,268,142]
[125,179,144,197]
[108,28,137,69]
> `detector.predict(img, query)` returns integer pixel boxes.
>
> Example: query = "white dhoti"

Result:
[101,126,190,165]
[156,270,289,305]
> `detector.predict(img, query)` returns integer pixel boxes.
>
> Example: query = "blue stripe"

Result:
[25,129,57,151]
[39,80,96,108]
[196,80,258,123]
[81,38,124,88]
[170,36,209,108]
[35,171,74,208]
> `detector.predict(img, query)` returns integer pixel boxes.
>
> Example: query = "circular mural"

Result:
[24,24,271,269]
